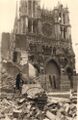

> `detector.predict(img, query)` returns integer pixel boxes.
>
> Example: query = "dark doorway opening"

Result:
[13,51,18,63]
[49,75,57,89]
[53,75,57,89]
[49,75,52,88]
[46,59,60,89]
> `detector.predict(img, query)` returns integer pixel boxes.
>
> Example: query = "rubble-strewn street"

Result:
[0,85,77,120]
[0,66,77,120]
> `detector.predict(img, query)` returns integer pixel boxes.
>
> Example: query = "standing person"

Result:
[16,72,24,93]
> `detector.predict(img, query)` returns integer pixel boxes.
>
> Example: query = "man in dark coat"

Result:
[16,72,24,93]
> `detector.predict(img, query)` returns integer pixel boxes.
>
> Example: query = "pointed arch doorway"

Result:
[45,59,60,90]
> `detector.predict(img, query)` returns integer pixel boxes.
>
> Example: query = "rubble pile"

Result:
[1,61,22,91]
[0,64,77,120]
[1,73,14,90]
[0,90,77,120]
[1,73,15,95]
[1,66,17,93]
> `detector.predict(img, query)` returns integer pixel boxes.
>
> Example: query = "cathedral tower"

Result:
[16,0,41,34]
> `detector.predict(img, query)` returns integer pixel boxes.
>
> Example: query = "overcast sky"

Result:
[0,0,78,72]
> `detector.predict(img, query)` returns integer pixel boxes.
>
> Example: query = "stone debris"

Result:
[17,98,26,104]
[0,89,77,120]
[13,109,22,118]
[46,110,56,120]
[1,69,15,93]
[0,69,77,120]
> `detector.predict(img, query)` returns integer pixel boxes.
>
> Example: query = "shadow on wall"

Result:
[2,62,20,77]
[2,61,36,79]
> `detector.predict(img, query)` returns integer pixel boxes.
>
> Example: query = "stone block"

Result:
[46,110,56,120]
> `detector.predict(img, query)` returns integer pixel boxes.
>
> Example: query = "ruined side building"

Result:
[1,0,77,91]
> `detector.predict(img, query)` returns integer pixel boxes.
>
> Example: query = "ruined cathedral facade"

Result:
[1,0,77,91]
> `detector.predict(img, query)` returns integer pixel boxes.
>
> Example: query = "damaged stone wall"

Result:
[1,32,10,61]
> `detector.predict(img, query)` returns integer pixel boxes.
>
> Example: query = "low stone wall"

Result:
[34,74,77,92]
[60,74,77,91]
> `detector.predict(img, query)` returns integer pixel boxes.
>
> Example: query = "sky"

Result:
[0,0,78,72]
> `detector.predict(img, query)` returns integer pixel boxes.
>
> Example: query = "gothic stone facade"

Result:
[1,0,77,91]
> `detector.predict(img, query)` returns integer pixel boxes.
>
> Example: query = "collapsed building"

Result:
[1,0,77,92]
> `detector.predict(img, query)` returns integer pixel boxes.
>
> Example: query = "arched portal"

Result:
[45,59,60,89]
